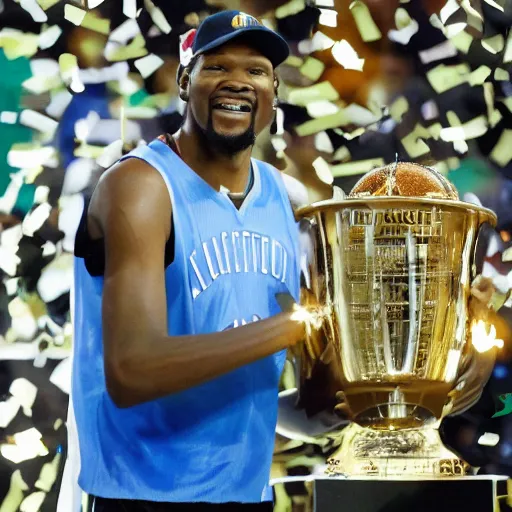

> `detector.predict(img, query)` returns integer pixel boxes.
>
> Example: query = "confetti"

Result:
[109,19,140,45]
[105,33,148,62]
[45,89,73,119]
[331,40,364,71]
[494,68,509,81]
[296,110,350,136]
[349,1,382,42]
[318,8,338,27]
[460,0,484,32]
[331,158,385,177]
[449,29,474,54]
[490,130,512,167]
[0,111,18,124]
[426,63,470,94]
[481,34,504,54]
[19,110,59,138]
[35,453,62,492]
[483,0,504,11]
[64,4,86,26]
[503,247,512,263]
[493,394,512,418]
[134,53,164,79]
[37,0,60,8]
[20,0,47,22]
[389,96,408,122]
[388,8,419,45]
[299,57,325,82]
[314,131,333,153]
[10,378,38,418]
[469,65,492,86]
[0,29,39,60]
[306,100,339,118]
[504,31,512,62]
[39,24,62,50]
[59,53,85,93]
[81,12,111,35]
[288,81,339,106]
[401,127,431,158]
[143,0,172,34]
[7,144,57,169]
[123,0,137,19]
[22,203,52,237]
[440,0,459,23]
[440,115,488,142]
[308,31,335,52]
[333,146,351,162]
[314,0,334,6]
[313,156,333,184]
[275,0,306,19]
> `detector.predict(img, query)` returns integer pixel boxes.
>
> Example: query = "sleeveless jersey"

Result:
[71,138,300,503]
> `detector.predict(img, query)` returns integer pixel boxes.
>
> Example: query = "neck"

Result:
[174,121,253,194]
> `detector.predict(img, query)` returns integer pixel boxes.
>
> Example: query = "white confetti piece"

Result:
[123,0,137,18]
[36,453,61,492]
[58,197,84,253]
[22,203,52,237]
[1,111,18,124]
[313,156,333,184]
[62,158,95,195]
[19,110,58,137]
[64,3,86,26]
[10,378,38,418]
[74,111,100,143]
[349,1,381,42]
[275,0,306,19]
[439,115,487,141]
[39,24,62,50]
[483,0,504,10]
[460,0,483,31]
[306,100,339,118]
[333,146,351,162]
[504,31,512,63]
[309,31,335,52]
[0,397,21,428]
[49,358,71,395]
[314,0,334,5]
[318,8,338,27]
[109,19,140,44]
[503,246,512,263]
[440,0,460,23]
[96,139,124,168]
[314,131,334,153]
[134,53,164,78]
[88,0,106,7]
[45,89,73,119]
[20,0,47,22]
[332,40,364,71]
[59,53,85,93]
[144,0,171,34]
[388,8,419,45]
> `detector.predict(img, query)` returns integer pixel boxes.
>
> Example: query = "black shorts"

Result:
[90,496,274,511]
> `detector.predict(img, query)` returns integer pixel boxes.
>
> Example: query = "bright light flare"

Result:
[471,320,504,353]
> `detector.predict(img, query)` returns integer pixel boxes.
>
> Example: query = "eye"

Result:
[249,68,266,76]
[204,65,225,72]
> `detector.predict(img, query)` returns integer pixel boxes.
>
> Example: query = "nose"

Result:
[220,82,254,94]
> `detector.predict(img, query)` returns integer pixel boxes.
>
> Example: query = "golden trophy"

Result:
[276,162,506,512]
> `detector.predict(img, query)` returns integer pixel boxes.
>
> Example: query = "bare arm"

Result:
[91,159,305,408]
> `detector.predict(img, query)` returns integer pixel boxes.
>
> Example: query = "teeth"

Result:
[220,104,242,111]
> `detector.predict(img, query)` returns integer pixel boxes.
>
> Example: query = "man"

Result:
[68,10,310,512]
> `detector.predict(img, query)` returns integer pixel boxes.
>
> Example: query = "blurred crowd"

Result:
[0,0,511,511]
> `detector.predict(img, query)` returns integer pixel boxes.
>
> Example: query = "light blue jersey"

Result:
[71,138,300,503]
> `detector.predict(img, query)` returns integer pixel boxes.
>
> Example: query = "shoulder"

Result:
[254,159,309,211]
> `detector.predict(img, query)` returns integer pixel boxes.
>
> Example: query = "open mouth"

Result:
[212,100,252,113]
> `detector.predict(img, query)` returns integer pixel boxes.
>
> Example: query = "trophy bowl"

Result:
[291,162,500,477]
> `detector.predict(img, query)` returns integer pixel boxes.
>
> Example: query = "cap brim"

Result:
[197,26,290,68]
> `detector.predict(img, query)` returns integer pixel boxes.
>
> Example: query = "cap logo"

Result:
[231,12,260,29]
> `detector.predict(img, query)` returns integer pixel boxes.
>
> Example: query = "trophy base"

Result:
[270,475,507,512]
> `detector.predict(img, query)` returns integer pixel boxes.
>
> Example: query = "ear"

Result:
[179,68,190,102]
[273,74,280,96]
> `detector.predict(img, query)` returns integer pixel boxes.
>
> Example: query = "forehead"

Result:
[202,41,272,64]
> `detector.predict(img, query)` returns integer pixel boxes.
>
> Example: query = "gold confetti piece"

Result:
[124,106,158,119]
[275,0,306,19]
[37,0,60,9]
[59,53,85,93]
[401,125,431,158]
[331,158,385,177]
[483,0,504,11]
[22,74,62,95]
[494,68,509,81]
[0,470,28,512]
[389,96,408,122]
[285,56,303,67]
[0,112,18,124]
[35,453,61,492]
[503,247,512,263]
[349,1,381,42]
[144,0,172,34]
[19,491,46,512]
[64,3,86,26]
[288,81,339,106]
[469,65,491,86]
[81,12,111,35]
[319,8,338,27]
[460,0,483,31]
[490,129,512,167]
[134,53,164,78]
[449,29,473,54]
[39,24,62,50]
[20,0,47,22]
[504,31,512,63]
[299,57,325,82]
[489,109,502,128]
[333,145,351,162]
[482,34,504,54]
[426,63,470,94]
[0,30,39,60]
[306,100,339,118]
[106,34,148,62]
[440,115,487,141]
[332,40,364,71]
[74,142,105,159]
[296,110,350,136]
[428,122,442,140]
[313,156,333,184]
[123,0,136,18]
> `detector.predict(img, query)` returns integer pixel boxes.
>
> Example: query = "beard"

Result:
[198,108,257,156]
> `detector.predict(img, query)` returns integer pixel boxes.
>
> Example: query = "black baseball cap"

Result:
[180,10,290,71]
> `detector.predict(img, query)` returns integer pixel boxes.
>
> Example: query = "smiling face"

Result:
[180,40,277,155]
